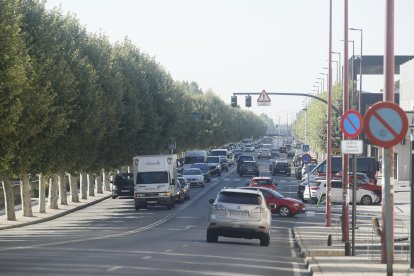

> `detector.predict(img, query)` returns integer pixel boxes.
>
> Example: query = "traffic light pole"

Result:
[232,92,342,117]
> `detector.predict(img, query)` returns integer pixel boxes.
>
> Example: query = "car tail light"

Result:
[311,186,320,190]
[251,206,261,213]
[215,204,227,211]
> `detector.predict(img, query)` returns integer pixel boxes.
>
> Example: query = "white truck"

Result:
[133,155,178,210]
[183,150,208,170]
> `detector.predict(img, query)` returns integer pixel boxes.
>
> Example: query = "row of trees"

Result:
[292,84,343,157]
[0,0,267,220]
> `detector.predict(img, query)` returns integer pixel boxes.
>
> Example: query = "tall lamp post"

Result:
[327,60,339,83]
[350,28,363,114]
[341,39,355,108]
[317,77,325,92]
[332,51,342,82]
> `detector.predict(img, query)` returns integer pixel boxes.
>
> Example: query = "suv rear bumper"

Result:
[207,227,268,240]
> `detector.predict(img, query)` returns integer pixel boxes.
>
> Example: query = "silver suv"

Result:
[206,188,274,246]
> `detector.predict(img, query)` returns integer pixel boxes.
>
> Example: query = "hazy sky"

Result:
[44,0,414,123]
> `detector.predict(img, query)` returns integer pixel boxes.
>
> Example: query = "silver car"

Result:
[182,168,205,187]
[206,188,274,246]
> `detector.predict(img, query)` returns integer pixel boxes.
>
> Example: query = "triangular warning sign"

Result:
[257,90,271,106]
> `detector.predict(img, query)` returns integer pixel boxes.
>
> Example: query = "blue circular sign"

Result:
[341,110,363,138]
[302,154,312,164]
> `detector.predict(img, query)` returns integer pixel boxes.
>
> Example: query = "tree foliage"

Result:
[0,0,267,182]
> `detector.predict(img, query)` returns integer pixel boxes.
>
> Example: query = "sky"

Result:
[44,0,414,124]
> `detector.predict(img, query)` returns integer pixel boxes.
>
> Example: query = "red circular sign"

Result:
[341,109,363,138]
[363,102,408,148]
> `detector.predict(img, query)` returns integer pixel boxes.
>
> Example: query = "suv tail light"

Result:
[311,186,320,190]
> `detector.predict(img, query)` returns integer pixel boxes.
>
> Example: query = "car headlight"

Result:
[294,203,300,207]
[197,176,202,180]
[136,193,145,197]
[160,192,171,196]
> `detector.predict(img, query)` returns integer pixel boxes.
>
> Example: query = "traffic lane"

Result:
[0,167,306,276]
[0,174,226,251]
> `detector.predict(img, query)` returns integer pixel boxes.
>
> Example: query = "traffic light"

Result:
[231,96,237,107]
[245,95,252,107]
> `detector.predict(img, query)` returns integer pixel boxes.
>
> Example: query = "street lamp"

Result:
[331,51,342,82]
[317,78,325,92]
[326,60,339,83]
[314,81,323,93]
[340,39,355,109]
[350,27,363,114]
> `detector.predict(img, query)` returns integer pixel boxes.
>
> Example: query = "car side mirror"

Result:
[209,199,214,204]
[268,203,276,209]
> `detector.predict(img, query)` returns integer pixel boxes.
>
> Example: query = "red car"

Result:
[247,177,278,190]
[241,187,306,217]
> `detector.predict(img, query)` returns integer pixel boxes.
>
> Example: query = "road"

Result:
[0,152,322,276]
[2,151,408,275]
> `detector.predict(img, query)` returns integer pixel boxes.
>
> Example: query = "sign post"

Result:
[363,101,409,273]
[302,154,312,205]
[341,109,363,256]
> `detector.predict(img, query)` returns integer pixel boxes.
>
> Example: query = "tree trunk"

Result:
[58,173,67,205]
[2,180,16,221]
[88,174,95,197]
[103,170,111,192]
[96,172,103,194]
[49,175,59,209]
[80,173,87,200]
[69,173,79,203]
[38,174,46,213]
[20,173,33,217]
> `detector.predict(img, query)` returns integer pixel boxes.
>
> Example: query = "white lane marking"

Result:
[306,211,316,217]
[106,266,123,272]
[142,256,152,260]
[164,249,173,253]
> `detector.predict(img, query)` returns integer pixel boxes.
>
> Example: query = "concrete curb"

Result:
[0,195,111,231]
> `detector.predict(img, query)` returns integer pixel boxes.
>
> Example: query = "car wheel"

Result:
[187,194,190,200]
[260,234,270,246]
[112,195,117,199]
[206,230,218,243]
[361,195,372,205]
[279,206,291,217]
[218,172,222,176]
[202,184,205,188]
[135,205,140,211]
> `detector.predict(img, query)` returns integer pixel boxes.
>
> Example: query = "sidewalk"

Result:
[0,191,112,230]
[294,225,413,275]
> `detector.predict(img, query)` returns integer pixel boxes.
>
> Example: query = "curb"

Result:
[0,195,111,231]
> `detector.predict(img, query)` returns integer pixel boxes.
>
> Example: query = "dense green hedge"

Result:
[0,0,267,181]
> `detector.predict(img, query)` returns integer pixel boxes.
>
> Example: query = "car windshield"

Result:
[267,189,285,198]
[207,157,220,163]
[183,169,202,175]
[191,163,207,170]
[244,162,256,167]
[136,172,168,184]
[177,178,186,186]
[185,156,205,164]
[252,179,272,185]
[114,173,133,185]
[217,192,262,205]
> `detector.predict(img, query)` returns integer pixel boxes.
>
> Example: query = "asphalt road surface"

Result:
[0,153,329,276]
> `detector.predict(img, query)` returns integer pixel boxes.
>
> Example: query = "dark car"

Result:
[219,156,229,172]
[233,149,243,159]
[278,146,287,153]
[239,161,259,177]
[241,187,306,217]
[191,163,211,182]
[177,176,190,201]
[272,161,291,176]
[237,155,255,173]
[111,173,134,199]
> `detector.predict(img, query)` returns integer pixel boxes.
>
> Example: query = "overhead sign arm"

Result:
[233,91,341,117]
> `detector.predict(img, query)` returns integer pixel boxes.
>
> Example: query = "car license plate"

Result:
[121,190,129,193]
[147,200,157,204]
[230,211,247,216]
[280,170,285,172]
[247,169,253,172]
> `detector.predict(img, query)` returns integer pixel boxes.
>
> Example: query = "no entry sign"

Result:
[363,102,408,148]
[341,109,363,138]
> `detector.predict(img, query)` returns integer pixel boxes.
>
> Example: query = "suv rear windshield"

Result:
[207,156,220,163]
[217,192,262,205]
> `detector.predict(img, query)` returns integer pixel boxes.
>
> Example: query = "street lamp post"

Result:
[341,39,355,108]
[350,28,363,114]
[317,77,325,92]
[332,51,342,82]
[327,60,339,83]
